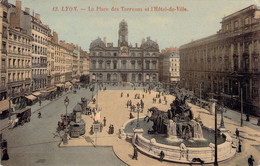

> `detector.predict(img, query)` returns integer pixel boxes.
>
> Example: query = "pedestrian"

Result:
[111,125,114,134]
[127,101,129,108]
[127,93,129,97]
[103,117,106,127]
[108,125,112,134]
[142,94,144,98]
[121,92,123,97]
[238,140,242,153]
[2,148,9,160]
[132,146,138,160]
[159,98,161,104]
[236,128,239,139]
[164,96,166,101]
[159,150,165,162]
[100,123,103,132]
[38,111,42,118]
[165,100,167,105]
[248,155,255,166]
[246,114,250,121]
[130,112,134,119]
[39,100,42,106]
[90,126,94,135]
[1,139,7,149]
[133,105,136,112]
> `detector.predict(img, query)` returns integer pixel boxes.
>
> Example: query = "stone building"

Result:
[89,20,159,83]
[179,5,260,116]
[8,1,48,92]
[160,52,180,83]
[7,27,32,99]
[0,0,9,100]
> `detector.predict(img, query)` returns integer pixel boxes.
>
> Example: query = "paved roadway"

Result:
[1,85,128,166]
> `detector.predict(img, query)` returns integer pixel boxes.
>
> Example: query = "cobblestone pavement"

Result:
[0,86,126,166]
[1,84,259,166]
[62,87,260,166]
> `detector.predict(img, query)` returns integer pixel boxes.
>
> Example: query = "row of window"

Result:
[32,45,47,55]
[8,45,31,55]
[8,71,31,82]
[9,32,31,44]
[32,69,47,76]
[92,52,158,57]
[7,58,31,68]
[32,25,48,36]
[32,33,48,46]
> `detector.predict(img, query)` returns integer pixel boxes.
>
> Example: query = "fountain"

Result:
[120,91,236,164]
[147,92,204,141]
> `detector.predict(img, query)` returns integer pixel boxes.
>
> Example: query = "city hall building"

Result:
[179,5,260,116]
[89,20,159,84]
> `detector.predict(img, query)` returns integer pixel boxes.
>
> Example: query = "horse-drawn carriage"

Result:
[10,107,31,128]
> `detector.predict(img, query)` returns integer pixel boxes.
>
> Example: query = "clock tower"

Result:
[118,19,128,47]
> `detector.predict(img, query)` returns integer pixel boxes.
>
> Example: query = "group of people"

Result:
[235,128,255,166]
[132,145,165,162]
[108,124,114,134]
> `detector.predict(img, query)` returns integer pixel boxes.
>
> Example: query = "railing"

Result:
[1,49,7,54]
[1,68,6,73]
[3,17,8,23]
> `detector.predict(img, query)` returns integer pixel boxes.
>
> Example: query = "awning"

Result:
[65,82,72,88]
[0,98,14,114]
[41,86,57,93]
[12,107,31,114]
[25,95,37,101]
[32,91,41,96]
[56,84,64,87]
[71,79,80,84]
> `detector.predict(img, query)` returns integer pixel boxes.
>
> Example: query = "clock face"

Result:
[120,46,128,56]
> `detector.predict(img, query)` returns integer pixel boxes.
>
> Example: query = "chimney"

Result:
[155,39,158,43]
[16,0,22,9]
[147,36,150,40]
[53,31,58,44]
[25,8,30,14]
[135,43,138,48]
[35,13,40,20]
[103,37,106,46]
[141,38,145,45]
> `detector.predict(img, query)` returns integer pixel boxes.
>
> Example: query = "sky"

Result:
[8,0,260,51]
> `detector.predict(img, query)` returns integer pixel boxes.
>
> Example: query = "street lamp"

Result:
[64,96,69,128]
[136,104,140,128]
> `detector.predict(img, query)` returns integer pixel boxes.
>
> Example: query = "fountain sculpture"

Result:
[147,92,204,140]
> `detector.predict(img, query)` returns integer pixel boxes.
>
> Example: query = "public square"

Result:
[1,84,259,166]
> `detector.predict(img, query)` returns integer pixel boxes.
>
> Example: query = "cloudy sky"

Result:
[9,0,259,51]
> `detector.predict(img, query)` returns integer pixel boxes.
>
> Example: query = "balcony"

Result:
[1,68,6,73]
[32,74,47,79]
[25,78,31,84]
[1,49,7,54]
[3,17,8,23]
[32,63,47,68]
[0,85,6,92]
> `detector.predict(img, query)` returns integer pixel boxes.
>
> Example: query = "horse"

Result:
[9,118,19,129]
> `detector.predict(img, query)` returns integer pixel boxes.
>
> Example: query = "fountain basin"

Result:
[120,117,236,164]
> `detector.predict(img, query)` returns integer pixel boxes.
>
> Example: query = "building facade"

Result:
[159,52,180,83]
[179,5,260,116]
[0,0,9,100]
[89,20,159,84]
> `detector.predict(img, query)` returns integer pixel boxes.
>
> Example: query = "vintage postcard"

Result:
[0,0,259,165]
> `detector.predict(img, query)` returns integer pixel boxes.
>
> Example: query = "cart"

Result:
[12,107,31,126]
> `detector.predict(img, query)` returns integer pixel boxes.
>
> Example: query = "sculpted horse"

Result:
[148,107,168,134]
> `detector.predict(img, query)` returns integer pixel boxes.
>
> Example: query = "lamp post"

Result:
[136,104,140,128]
[214,99,218,166]
[240,87,243,127]
[8,88,13,120]
[64,96,69,128]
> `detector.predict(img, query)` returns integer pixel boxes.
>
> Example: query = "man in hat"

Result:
[132,146,138,160]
